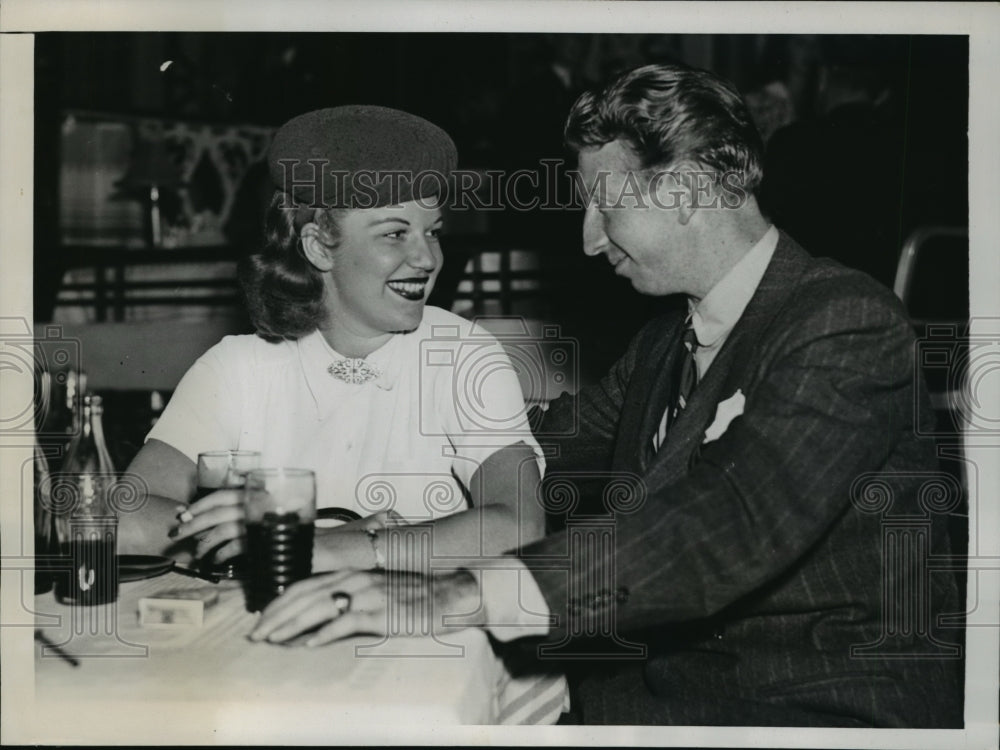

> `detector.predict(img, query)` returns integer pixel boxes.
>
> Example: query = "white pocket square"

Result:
[703,389,745,444]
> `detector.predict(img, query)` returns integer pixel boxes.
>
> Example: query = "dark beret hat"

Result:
[267,105,458,210]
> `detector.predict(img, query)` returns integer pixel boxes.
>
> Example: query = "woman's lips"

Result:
[386,278,429,301]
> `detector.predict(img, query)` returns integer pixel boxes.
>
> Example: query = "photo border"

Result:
[2,2,997,748]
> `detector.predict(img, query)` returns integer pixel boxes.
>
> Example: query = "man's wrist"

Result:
[435,569,487,629]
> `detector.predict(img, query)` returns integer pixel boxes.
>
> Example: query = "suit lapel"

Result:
[638,322,688,470]
[613,309,686,474]
[646,232,811,486]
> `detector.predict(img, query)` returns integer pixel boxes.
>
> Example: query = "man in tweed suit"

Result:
[514,61,964,727]
[251,62,964,728]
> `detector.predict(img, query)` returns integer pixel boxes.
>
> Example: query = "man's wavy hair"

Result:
[239,193,343,342]
[564,62,764,195]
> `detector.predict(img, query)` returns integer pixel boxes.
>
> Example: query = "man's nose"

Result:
[582,204,609,256]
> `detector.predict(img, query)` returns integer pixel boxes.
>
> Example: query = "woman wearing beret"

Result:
[122,106,546,576]
[121,105,568,724]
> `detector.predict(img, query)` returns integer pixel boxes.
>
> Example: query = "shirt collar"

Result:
[689,225,779,347]
[298,330,399,414]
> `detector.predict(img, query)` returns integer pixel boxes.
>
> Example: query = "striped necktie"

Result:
[672,325,699,418]
[652,323,699,453]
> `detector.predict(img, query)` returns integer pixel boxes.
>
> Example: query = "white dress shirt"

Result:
[652,224,780,449]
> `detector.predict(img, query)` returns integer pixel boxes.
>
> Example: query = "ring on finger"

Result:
[330,591,352,617]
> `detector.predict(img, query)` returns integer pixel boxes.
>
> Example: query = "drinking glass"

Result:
[196,450,261,501]
[195,450,260,578]
[242,468,316,613]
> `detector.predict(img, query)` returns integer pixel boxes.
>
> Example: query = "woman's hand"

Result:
[168,490,245,562]
[247,569,483,647]
[171,504,383,569]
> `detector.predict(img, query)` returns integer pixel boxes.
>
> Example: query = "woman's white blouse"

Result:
[147,306,545,519]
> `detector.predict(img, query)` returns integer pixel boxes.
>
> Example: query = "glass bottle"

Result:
[64,370,87,439]
[33,441,57,594]
[53,394,119,605]
[61,394,115,476]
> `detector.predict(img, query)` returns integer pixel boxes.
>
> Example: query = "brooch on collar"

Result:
[327,358,383,385]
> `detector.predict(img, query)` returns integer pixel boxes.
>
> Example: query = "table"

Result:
[32,571,510,742]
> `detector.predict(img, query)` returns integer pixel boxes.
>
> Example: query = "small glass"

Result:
[242,468,316,613]
[195,450,261,501]
[194,450,260,579]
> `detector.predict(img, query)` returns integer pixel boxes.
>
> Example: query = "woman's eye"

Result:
[383,230,406,240]
[427,227,443,239]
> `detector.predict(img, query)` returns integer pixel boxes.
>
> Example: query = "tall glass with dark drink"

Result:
[242,468,316,613]
[194,450,260,578]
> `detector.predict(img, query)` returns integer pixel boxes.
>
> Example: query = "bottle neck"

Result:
[66,372,87,434]
[64,398,117,479]
[80,406,94,438]
[81,405,105,441]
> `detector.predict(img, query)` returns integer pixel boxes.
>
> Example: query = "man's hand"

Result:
[247,569,484,647]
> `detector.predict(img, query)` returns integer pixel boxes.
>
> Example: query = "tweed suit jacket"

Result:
[521,231,964,727]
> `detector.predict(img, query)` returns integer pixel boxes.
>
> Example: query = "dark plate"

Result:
[118,554,174,582]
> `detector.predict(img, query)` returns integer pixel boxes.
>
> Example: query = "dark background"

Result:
[34,32,969,378]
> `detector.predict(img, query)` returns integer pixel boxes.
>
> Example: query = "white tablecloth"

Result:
[32,572,516,742]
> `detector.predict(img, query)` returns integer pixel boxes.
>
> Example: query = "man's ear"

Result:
[651,163,697,226]
[677,182,696,226]
[675,161,713,226]
[300,222,335,272]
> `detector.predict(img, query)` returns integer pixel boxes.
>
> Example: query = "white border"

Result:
[1,2,998,748]
[0,0,994,34]
[0,27,37,750]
